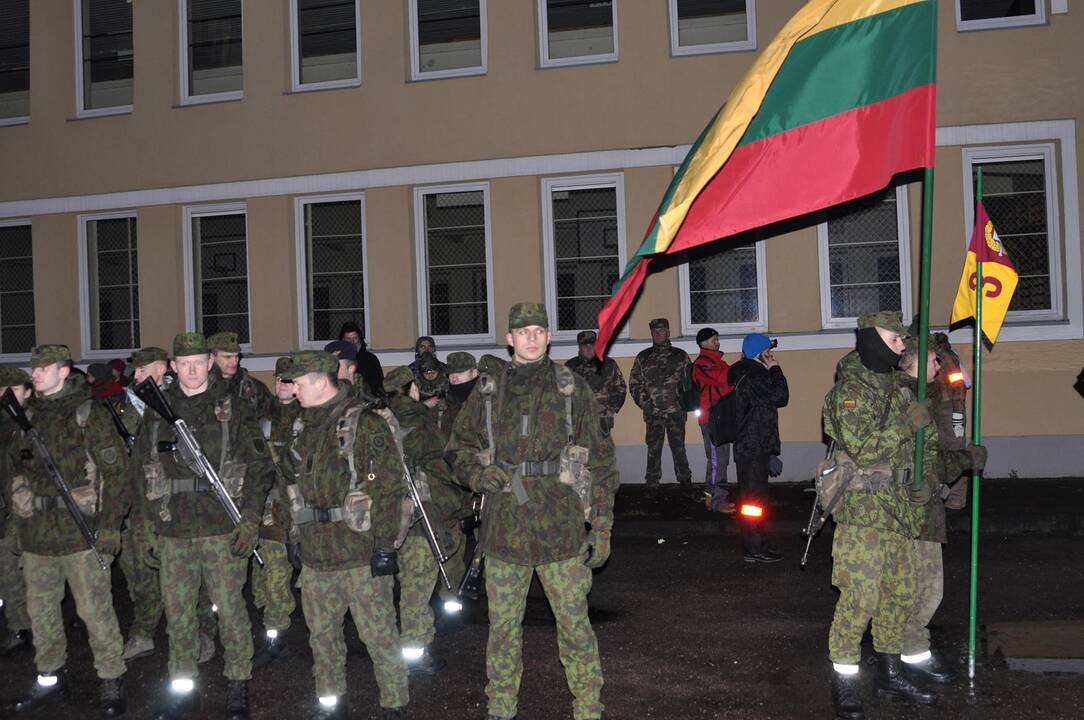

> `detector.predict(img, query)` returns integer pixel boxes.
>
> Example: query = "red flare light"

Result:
[947,371,964,384]
[739,504,764,518]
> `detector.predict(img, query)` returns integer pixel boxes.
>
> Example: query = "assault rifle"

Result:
[101,398,135,450]
[404,462,452,591]
[1,388,107,570]
[801,441,849,568]
[133,379,263,566]
[457,493,489,600]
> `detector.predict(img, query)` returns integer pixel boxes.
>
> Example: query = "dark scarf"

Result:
[856,327,901,374]
[447,377,477,403]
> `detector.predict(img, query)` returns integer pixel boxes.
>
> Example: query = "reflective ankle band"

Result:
[901,650,932,664]
[833,663,859,676]
[37,674,58,687]
[402,646,424,660]
[171,678,194,694]
[318,696,338,707]
[266,629,279,639]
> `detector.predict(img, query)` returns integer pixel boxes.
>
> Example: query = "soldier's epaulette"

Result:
[477,373,497,396]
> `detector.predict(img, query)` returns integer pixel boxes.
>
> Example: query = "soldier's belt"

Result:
[32,496,63,511]
[168,477,214,494]
[292,506,347,525]
[509,460,561,477]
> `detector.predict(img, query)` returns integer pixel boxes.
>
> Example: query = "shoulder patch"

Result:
[370,433,386,451]
[100,446,119,465]
[843,399,858,411]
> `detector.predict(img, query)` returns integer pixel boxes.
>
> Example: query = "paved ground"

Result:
[2,479,1083,719]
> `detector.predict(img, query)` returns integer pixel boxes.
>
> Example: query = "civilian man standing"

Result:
[692,328,735,514]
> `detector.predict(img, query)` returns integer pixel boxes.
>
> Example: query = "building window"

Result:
[79,213,139,353]
[0,221,34,356]
[290,0,360,91]
[76,0,134,115]
[964,144,1062,321]
[539,0,618,68]
[817,185,912,328]
[409,0,487,81]
[0,0,29,124]
[296,194,368,347]
[669,0,756,56]
[181,0,243,103]
[413,183,493,343]
[541,175,626,336]
[184,205,250,343]
[956,0,1045,31]
[679,235,767,335]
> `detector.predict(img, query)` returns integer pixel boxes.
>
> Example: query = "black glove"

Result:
[768,455,783,477]
[287,542,303,571]
[371,550,399,577]
[967,444,988,472]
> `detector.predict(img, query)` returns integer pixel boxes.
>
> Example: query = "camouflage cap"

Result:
[323,340,358,363]
[274,356,293,377]
[508,302,548,329]
[576,330,597,345]
[173,332,209,357]
[446,351,477,373]
[857,311,907,335]
[648,318,670,330]
[477,354,507,375]
[279,351,338,380]
[384,365,415,391]
[131,346,168,368]
[207,331,241,353]
[0,365,30,386]
[30,344,71,368]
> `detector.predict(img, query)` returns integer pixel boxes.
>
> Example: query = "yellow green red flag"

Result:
[950,202,1019,345]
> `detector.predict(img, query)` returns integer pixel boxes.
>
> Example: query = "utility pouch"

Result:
[70,485,99,517]
[219,461,247,499]
[340,489,372,533]
[143,462,168,501]
[559,444,593,521]
[414,470,432,502]
[476,447,494,468]
[815,451,856,508]
[261,495,275,527]
[10,474,33,519]
[286,483,306,515]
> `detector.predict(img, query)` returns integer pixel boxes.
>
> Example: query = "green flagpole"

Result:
[968,168,985,688]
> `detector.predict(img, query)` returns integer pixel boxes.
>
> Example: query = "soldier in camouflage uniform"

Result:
[7,345,129,715]
[822,312,939,719]
[447,303,619,720]
[276,351,409,719]
[0,366,32,655]
[208,332,274,420]
[132,333,274,719]
[566,330,627,435]
[630,318,693,499]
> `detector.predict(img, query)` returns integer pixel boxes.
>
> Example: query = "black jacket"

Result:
[728,358,789,460]
[356,344,385,396]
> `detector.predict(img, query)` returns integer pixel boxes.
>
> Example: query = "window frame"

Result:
[412,181,495,346]
[667,0,756,57]
[0,0,30,127]
[955,0,1046,32]
[178,0,244,106]
[541,173,628,341]
[407,0,488,82]
[77,210,140,358]
[538,0,619,69]
[962,142,1063,323]
[678,236,768,337]
[182,202,252,350]
[288,0,362,93]
[816,184,914,330]
[72,0,134,118]
[0,217,34,362]
[294,191,370,350]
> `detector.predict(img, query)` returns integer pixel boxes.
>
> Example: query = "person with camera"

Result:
[727,333,788,564]
[691,328,735,514]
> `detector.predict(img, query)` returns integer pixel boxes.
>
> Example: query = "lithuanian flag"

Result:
[950,202,1018,345]
[597,0,938,354]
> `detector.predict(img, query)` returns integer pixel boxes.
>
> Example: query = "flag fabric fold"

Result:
[950,202,1019,344]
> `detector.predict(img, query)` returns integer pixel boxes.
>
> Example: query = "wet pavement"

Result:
[2,479,1083,719]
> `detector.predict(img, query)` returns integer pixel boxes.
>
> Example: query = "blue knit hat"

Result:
[742,333,772,359]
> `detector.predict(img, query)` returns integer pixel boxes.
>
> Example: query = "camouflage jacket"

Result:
[9,376,130,556]
[447,357,619,566]
[565,355,627,420]
[630,342,690,417]
[278,386,404,571]
[131,375,273,539]
[214,366,275,421]
[0,416,19,538]
[260,399,302,543]
[822,352,937,538]
[909,377,972,544]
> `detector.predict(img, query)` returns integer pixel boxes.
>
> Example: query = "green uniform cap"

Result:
[508,302,548,330]
[207,331,241,353]
[173,332,209,357]
[384,365,415,391]
[648,318,669,330]
[30,344,71,368]
[131,346,168,368]
[274,356,293,377]
[576,330,597,345]
[446,351,477,373]
[857,311,907,335]
[0,365,30,386]
[280,351,337,380]
[477,354,507,375]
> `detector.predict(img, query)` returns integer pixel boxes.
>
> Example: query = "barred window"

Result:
[0,223,35,355]
[670,0,756,55]
[84,215,139,351]
[957,1,1044,31]
[540,0,617,66]
[410,0,486,80]
[78,0,134,113]
[184,0,243,100]
[415,185,492,340]
[0,0,29,122]
[542,176,625,335]
[301,196,367,344]
[189,209,250,343]
[293,0,359,88]
[685,238,763,328]
[819,186,910,326]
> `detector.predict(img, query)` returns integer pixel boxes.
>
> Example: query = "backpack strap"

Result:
[553,363,576,445]
[336,404,365,490]
[215,397,233,468]
[75,399,94,429]
[476,372,498,458]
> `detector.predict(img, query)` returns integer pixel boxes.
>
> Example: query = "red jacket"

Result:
[692,348,731,425]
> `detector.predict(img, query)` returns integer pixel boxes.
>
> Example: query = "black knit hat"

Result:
[696,327,719,345]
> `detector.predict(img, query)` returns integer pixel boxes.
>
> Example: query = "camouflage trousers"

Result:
[901,540,944,656]
[829,524,917,664]
[644,412,691,485]
[250,539,295,632]
[0,530,30,632]
[22,549,125,679]
[398,533,438,647]
[485,555,603,720]
[159,534,251,681]
[299,564,409,706]
[441,523,467,602]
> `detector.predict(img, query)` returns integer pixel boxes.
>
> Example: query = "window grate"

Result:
[422,189,488,336]
[305,199,365,342]
[0,223,35,354]
[192,213,249,343]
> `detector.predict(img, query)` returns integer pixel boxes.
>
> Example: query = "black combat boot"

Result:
[226,680,249,719]
[13,671,63,713]
[0,628,32,655]
[829,670,865,720]
[251,631,288,669]
[407,647,447,675]
[100,675,126,717]
[902,650,958,685]
[383,708,404,719]
[873,652,936,705]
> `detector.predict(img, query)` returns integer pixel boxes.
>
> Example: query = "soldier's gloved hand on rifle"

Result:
[229,520,260,558]
[905,399,933,432]
[967,443,988,472]
[140,525,161,569]
[471,464,509,494]
[584,530,611,569]
[96,528,121,557]
[370,549,399,577]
